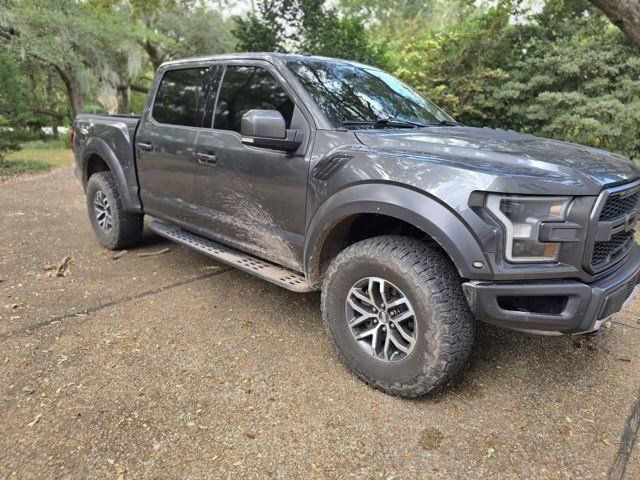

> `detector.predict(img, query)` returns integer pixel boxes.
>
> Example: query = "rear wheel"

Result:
[321,235,475,397]
[86,171,143,250]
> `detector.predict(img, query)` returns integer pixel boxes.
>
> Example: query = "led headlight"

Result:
[485,195,571,263]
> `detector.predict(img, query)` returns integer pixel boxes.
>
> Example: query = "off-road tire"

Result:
[86,171,143,250]
[321,235,475,397]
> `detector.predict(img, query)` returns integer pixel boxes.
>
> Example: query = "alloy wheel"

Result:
[345,277,417,362]
[93,190,113,231]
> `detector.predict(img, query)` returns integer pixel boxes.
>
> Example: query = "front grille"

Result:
[599,191,640,221]
[586,181,640,273]
[592,230,634,267]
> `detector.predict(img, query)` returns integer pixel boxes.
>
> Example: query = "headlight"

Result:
[485,194,571,263]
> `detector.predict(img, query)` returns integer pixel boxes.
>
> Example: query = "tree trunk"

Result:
[52,124,59,139]
[51,64,83,120]
[118,86,130,114]
[143,39,163,70]
[590,0,640,50]
[63,75,84,119]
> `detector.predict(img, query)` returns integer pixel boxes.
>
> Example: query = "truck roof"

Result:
[160,52,370,69]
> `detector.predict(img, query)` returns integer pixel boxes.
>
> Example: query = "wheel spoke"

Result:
[383,334,391,361]
[386,296,408,309]
[379,280,388,305]
[392,309,413,323]
[389,331,410,353]
[370,326,379,356]
[348,314,372,327]
[367,278,378,305]
[355,325,379,340]
[350,288,375,306]
[347,297,374,317]
[394,322,414,343]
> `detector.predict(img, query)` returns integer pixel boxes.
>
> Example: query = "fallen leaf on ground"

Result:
[26,413,42,427]
[137,248,170,257]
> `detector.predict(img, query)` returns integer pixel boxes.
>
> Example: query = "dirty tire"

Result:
[321,235,475,397]
[86,171,143,250]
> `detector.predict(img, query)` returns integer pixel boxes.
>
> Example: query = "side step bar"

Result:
[148,220,314,292]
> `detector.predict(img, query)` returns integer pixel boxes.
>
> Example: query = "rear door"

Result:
[136,66,211,227]
[193,62,312,270]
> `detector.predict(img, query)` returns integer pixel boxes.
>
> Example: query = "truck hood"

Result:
[354,126,639,194]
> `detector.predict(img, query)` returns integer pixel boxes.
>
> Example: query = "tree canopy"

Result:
[0,0,638,160]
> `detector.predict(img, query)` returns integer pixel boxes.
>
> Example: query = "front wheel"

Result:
[86,171,143,250]
[321,236,475,397]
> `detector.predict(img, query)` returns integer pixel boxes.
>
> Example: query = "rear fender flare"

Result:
[81,137,140,212]
[304,183,490,283]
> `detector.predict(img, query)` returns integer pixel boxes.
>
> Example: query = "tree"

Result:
[232,0,390,68]
[390,0,640,159]
[589,0,640,50]
[339,0,465,38]
[0,0,125,119]
[0,51,23,165]
[126,0,235,70]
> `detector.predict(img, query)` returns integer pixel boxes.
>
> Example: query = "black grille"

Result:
[592,230,634,266]
[599,191,640,221]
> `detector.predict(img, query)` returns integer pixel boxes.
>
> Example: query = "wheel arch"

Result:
[80,137,142,212]
[304,183,490,286]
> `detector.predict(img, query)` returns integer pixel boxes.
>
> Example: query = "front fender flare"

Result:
[304,183,491,283]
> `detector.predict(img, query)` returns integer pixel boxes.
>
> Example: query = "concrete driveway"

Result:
[1,168,639,479]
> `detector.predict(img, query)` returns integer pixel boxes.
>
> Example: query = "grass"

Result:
[0,141,74,178]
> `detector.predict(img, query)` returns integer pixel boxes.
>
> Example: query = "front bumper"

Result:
[463,243,640,334]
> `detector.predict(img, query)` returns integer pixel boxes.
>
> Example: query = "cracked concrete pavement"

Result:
[1,168,640,479]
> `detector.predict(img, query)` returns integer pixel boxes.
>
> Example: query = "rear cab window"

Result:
[152,67,209,127]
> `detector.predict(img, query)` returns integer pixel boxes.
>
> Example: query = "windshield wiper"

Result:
[341,118,426,129]
[427,120,460,127]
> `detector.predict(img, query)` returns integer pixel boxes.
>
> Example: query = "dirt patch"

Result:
[419,426,444,451]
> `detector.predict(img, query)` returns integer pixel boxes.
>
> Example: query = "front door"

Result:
[193,63,311,271]
[136,66,210,227]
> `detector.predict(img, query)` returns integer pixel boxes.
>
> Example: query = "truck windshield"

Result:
[285,58,457,130]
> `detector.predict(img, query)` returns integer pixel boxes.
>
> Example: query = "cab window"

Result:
[152,68,208,127]
[213,66,294,132]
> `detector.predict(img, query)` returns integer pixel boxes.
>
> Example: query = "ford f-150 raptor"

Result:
[73,53,640,397]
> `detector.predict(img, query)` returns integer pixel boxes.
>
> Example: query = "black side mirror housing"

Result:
[240,109,303,152]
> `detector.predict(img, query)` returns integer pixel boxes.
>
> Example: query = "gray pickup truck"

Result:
[73,53,640,397]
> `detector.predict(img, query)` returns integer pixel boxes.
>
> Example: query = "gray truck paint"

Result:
[74,52,640,335]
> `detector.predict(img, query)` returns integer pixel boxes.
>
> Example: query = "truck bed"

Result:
[73,113,141,212]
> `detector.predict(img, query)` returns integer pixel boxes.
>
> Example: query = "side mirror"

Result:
[241,109,303,152]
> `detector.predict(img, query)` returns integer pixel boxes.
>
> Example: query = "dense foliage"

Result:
[232,0,390,68]
[390,0,640,158]
[0,0,638,160]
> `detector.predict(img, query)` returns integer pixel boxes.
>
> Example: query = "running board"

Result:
[148,220,314,292]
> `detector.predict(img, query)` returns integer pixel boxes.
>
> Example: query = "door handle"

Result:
[197,152,219,165]
[138,142,154,152]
